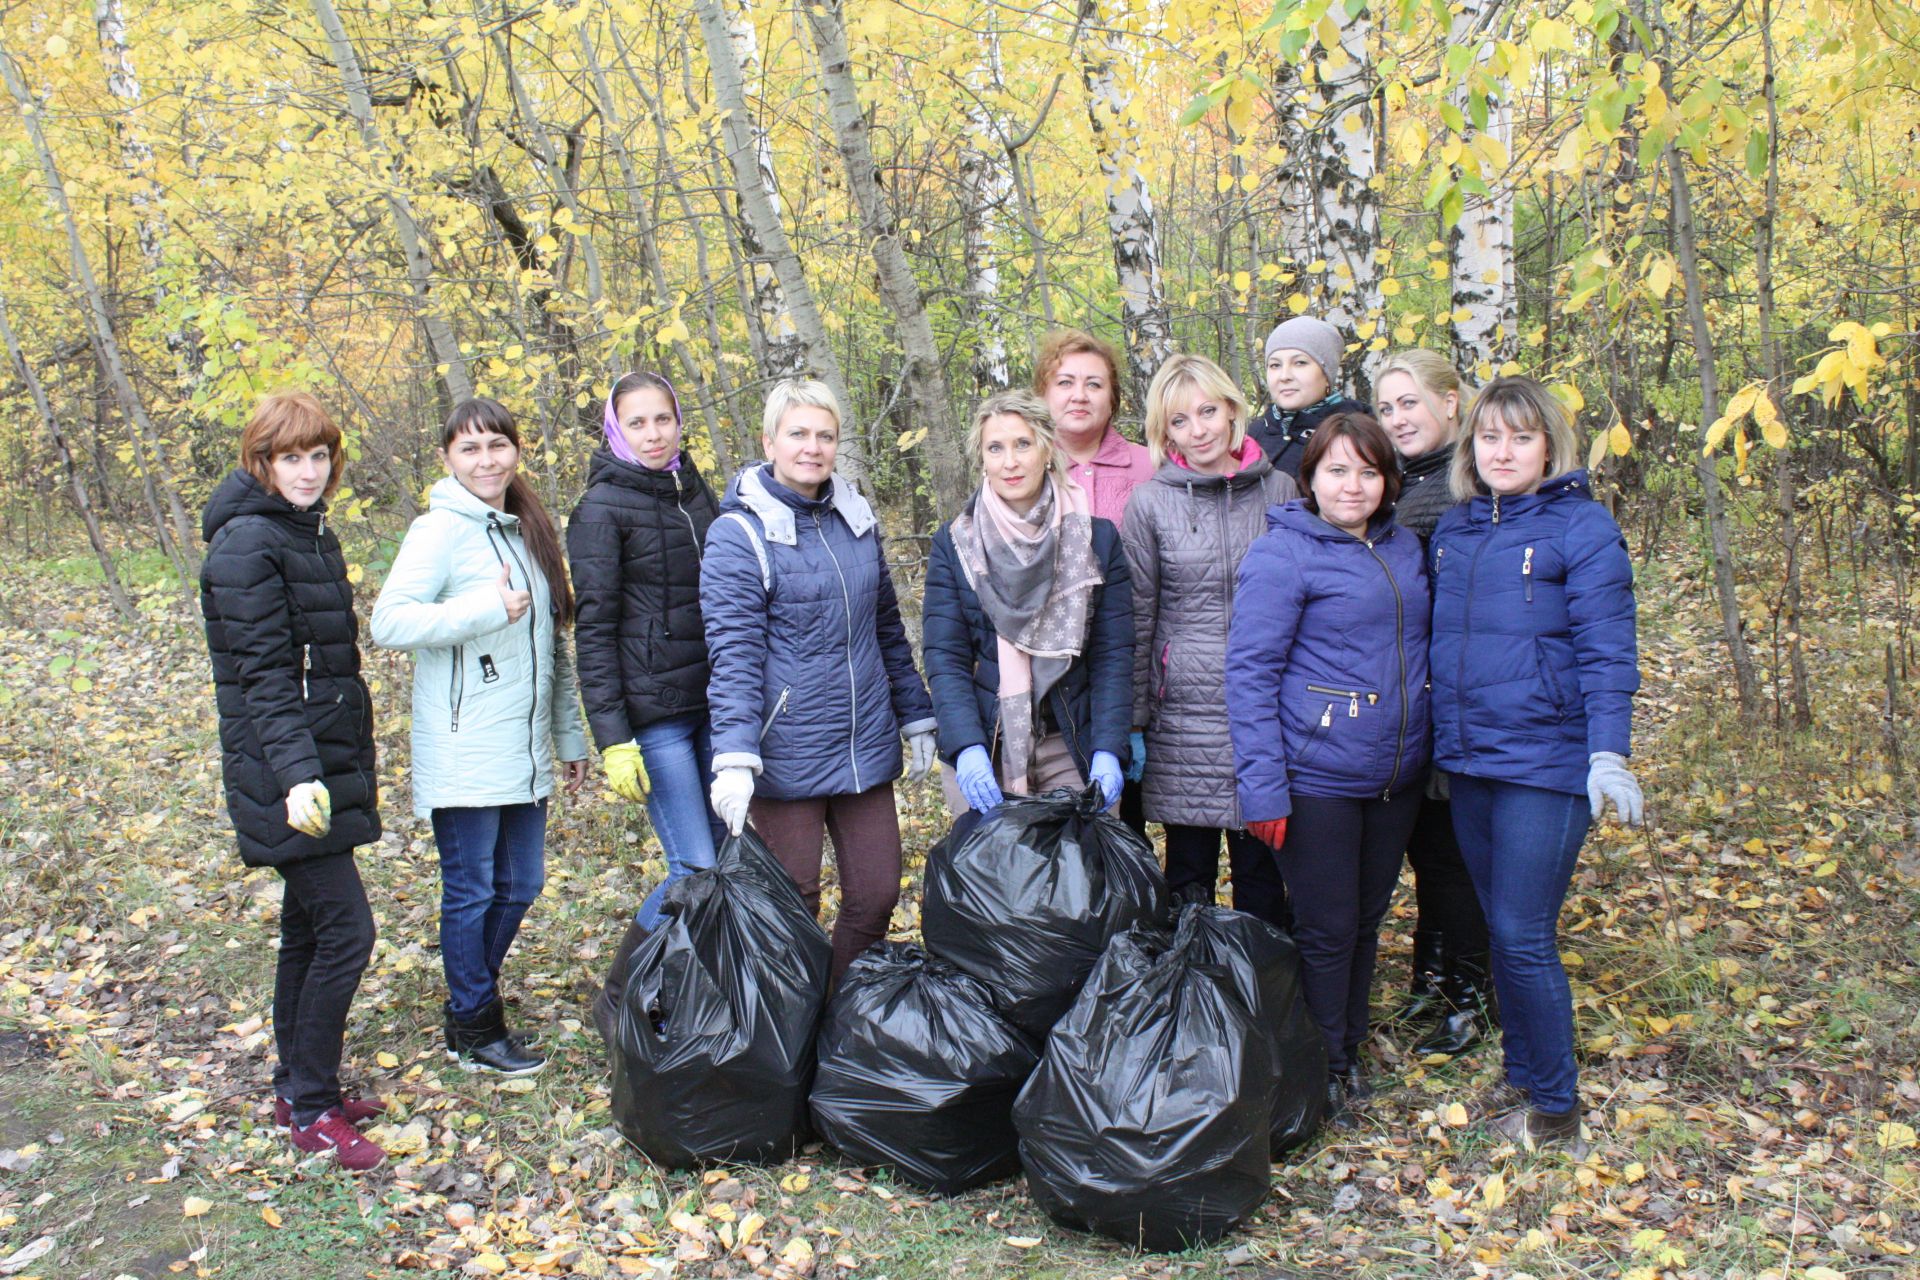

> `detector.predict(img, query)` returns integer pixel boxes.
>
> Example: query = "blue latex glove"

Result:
[1125,730,1146,783]
[1090,750,1123,810]
[955,744,1003,813]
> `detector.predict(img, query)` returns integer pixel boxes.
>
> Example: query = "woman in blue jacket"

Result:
[1428,376,1642,1152]
[1226,413,1430,1119]
[921,390,1132,819]
[701,379,938,980]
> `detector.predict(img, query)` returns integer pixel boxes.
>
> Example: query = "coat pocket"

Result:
[760,685,793,743]
[1534,638,1578,719]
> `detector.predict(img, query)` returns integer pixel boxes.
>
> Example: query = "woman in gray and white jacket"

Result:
[371,397,588,1077]
[1122,354,1297,925]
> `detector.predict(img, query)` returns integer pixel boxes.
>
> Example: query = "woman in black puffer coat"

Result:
[200,391,384,1169]
[566,372,724,1041]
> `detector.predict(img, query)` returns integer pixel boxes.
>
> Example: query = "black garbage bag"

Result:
[609,829,832,1167]
[1013,909,1273,1252]
[921,785,1167,1037]
[1178,904,1328,1155]
[809,943,1039,1194]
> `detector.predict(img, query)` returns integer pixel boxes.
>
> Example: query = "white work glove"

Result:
[1586,751,1643,825]
[907,730,938,783]
[710,766,756,837]
[286,779,332,838]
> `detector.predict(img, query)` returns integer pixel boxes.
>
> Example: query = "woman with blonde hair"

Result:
[1428,375,1642,1151]
[1121,354,1296,923]
[922,389,1133,818]
[1372,349,1493,1058]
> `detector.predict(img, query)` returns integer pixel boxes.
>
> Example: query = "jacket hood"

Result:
[202,468,323,544]
[428,474,519,526]
[1153,442,1273,491]
[1267,497,1400,544]
[723,461,876,547]
[1460,468,1591,525]
[585,446,701,496]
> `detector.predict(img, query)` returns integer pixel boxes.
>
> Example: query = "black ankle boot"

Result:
[1340,1062,1374,1103]
[1414,952,1496,1058]
[1394,930,1447,1023]
[1323,1073,1354,1129]
[445,1002,540,1060]
[451,1000,546,1077]
[592,918,652,1044]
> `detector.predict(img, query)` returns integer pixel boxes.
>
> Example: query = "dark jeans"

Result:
[1273,790,1422,1074]
[1405,792,1489,954]
[1449,775,1590,1114]
[273,854,376,1126]
[750,784,903,981]
[432,800,549,1022]
[1163,824,1292,930]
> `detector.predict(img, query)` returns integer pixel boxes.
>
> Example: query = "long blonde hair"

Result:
[1374,349,1470,448]
[1450,376,1583,501]
[1142,354,1251,467]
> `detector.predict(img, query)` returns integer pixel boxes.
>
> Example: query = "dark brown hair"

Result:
[1032,328,1124,418]
[441,397,574,626]
[240,391,346,499]
[1299,412,1403,513]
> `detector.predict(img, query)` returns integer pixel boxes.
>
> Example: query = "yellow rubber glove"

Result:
[602,742,650,803]
[286,780,331,838]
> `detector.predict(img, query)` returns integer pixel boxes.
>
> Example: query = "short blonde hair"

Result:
[1451,375,1583,501]
[762,377,842,440]
[968,389,1072,491]
[240,391,346,499]
[1374,349,1470,446]
[1143,354,1250,467]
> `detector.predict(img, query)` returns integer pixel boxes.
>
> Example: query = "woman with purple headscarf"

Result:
[566,373,724,1042]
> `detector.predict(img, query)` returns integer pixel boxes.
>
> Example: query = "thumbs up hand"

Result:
[496,563,531,623]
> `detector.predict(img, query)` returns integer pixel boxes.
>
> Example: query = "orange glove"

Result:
[1249,818,1288,851]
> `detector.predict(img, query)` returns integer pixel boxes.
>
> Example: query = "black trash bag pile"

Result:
[809,943,1040,1194]
[921,785,1167,1037]
[1013,906,1274,1252]
[1178,904,1328,1155]
[609,829,832,1168]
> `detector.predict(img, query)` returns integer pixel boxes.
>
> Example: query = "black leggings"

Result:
[1273,791,1422,1073]
[1163,824,1292,930]
[1405,793,1489,954]
[273,854,376,1125]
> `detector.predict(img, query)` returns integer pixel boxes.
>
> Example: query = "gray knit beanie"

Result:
[1263,316,1344,394]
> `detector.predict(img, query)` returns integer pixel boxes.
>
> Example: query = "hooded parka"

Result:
[1120,451,1297,827]
[566,448,720,749]
[200,469,380,866]
[1226,501,1432,822]
[370,476,588,817]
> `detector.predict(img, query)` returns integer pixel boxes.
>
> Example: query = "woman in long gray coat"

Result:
[1122,354,1298,926]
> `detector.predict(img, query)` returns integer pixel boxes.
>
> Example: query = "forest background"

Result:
[0,0,1918,1277]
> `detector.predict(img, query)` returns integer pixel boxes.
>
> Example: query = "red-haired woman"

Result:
[372,397,589,1077]
[201,391,385,1169]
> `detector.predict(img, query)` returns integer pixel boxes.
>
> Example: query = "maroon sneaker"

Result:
[274,1094,387,1131]
[289,1108,387,1171]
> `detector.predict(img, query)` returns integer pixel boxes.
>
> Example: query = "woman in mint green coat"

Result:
[371,397,588,1078]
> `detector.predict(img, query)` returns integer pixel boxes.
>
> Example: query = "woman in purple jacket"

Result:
[1226,413,1430,1122]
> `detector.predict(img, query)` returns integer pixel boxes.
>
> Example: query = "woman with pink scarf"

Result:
[921,390,1135,821]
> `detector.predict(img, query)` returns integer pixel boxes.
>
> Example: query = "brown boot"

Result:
[592,918,651,1045]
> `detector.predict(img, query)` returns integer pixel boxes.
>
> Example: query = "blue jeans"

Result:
[432,800,549,1022]
[1449,775,1590,1114]
[632,714,724,931]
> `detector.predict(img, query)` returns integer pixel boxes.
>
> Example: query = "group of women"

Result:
[199,316,1642,1173]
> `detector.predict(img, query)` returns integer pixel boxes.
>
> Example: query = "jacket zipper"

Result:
[1523,545,1535,602]
[1305,684,1372,718]
[815,509,863,793]
[302,643,312,700]
[1364,534,1410,800]
[760,685,791,742]
[672,470,702,639]
[1456,520,1495,763]
[492,516,541,802]
[450,643,465,731]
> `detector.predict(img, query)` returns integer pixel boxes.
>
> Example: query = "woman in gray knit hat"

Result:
[1248,316,1370,480]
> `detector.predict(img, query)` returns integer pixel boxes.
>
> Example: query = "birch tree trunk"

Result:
[693,0,858,470]
[1668,145,1761,719]
[1077,0,1173,400]
[802,0,970,503]
[961,25,1014,394]
[0,274,133,619]
[0,43,198,575]
[718,2,805,378]
[1269,3,1384,390]
[1446,0,1517,379]
[309,0,472,410]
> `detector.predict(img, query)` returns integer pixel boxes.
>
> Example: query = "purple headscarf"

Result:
[603,372,683,471]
